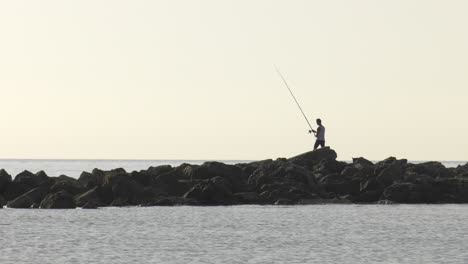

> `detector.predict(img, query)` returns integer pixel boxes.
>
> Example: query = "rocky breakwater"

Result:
[1,147,468,209]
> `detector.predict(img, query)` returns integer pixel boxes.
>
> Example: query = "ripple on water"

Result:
[1,205,468,264]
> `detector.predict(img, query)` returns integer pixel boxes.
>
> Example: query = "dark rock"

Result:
[406,162,454,178]
[433,178,468,203]
[75,187,102,207]
[142,196,198,206]
[188,162,246,192]
[376,164,404,186]
[274,199,295,205]
[382,183,422,203]
[0,169,12,193]
[13,170,50,189]
[82,201,99,209]
[110,198,130,207]
[233,192,265,204]
[50,180,86,196]
[31,203,39,209]
[352,190,382,203]
[183,176,234,205]
[2,182,30,201]
[97,168,146,205]
[352,157,374,168]
[7,187,49,208]
[298,198,352,204]
[77,171,97,188]
[0,195,6,207]
[40,191,76,209]
[289,147,338,169]
[314,159,347,174]
[151,169,189,196]
[318,173,361,196]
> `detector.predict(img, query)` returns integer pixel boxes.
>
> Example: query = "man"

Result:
[310,118,325,150]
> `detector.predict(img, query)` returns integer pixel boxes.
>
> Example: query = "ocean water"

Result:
[0,159,465,179]
[1,205,468,264]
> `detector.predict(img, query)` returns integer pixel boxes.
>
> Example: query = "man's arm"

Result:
[315,127,322,138]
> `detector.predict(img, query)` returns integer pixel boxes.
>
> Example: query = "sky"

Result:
[0,0,467,161]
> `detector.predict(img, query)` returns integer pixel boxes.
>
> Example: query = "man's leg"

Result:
[320,141,325,148]
[314,140,320,150]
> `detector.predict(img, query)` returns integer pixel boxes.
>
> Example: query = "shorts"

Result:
[314,140,325,149]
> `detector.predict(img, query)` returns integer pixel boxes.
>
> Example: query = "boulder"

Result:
[433,178,468,203]
[318,173,361,196]
[2,182,30,201]
[75,187,102,207]
[50,179,86,196]
[14,170,51,189]
[82,201,99,209]
[352,157,374,168]
[40,191,76,209]
[187,162,246,192]
[233,192,265,204]
[0,195,6,207]
[7,187,49,208]
[142,197,198,206]
[289,147,338,169]
[0,169,12,193]
[151,169,189,196]
[183,176,235,205]
[382,183,422,203]
[76,171,97,188]
[97,168,146,205]
[406,162,454,178]
[376,164,404,186]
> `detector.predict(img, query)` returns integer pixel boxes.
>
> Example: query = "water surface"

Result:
[1,205,468,264]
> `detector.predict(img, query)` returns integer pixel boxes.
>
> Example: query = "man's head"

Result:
[316,118,322,125]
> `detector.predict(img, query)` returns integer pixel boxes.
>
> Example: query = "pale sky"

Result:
[0,0,467,161]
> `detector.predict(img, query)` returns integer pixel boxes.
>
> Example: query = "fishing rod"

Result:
[275,67,314,134]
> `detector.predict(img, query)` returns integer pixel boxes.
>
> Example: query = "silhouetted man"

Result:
[310,119,325,150]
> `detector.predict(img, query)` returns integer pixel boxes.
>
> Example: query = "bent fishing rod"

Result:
[275,68,315,134]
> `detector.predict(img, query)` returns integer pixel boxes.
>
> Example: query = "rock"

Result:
[75,187,102,207]
[7,187,49,208]
[144,197,198,206]
[50,179,86,196]
[151,169,189,196]
[352,157,374,168]
[233,192,265,204]
[289,147,338,169]
[110,198,130,207]
[2,182,30,201]
[274,199,295,205]
[97,168,146,205]
[76,171,97,188]
[406,162,453,178]
[318,173,361,196]
[352,190,382,203]
[376,164,404,186]
[14,170,51,189]
[382,183,422,203]
[187,162,247,192]
[298,198,352,204]
[433,178,468,203]
[0,169,12,193]
[314,159,347,174]
[82,201,99,209]
[40,191,76,209]
[0,195,6,207]
[183,176,235,205]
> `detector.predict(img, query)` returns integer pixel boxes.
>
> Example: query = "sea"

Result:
[1,159,468,264]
